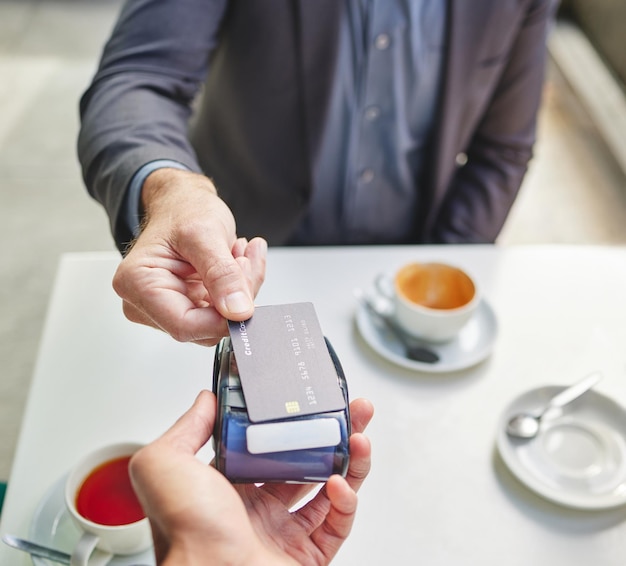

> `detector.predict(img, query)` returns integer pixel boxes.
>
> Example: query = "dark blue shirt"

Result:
[125,0,447,244]
[290,0,446,244]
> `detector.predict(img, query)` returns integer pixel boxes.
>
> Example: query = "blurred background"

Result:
[1,0,625,488]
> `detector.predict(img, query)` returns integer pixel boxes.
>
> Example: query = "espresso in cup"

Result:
[378,261,479,343]
[65,442,151,564]
[395,262,476,311]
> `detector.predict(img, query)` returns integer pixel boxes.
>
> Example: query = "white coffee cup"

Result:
[376,261,480,343]
[64,442,151,566]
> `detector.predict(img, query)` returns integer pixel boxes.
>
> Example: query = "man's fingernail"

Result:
[225,291,252,315]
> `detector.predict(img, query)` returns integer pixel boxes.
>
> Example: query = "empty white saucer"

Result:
[497,386,626,509]
[354,298,498,373]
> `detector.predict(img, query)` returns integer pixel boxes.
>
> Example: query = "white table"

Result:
[2,245,626,565]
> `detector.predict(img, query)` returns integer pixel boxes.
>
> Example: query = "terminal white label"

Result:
[246,418,341,454]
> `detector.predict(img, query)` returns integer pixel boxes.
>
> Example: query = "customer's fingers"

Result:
[113,245,231,341]
[122,296,229,346]
[231,237,249,258]
[174,210,255,323]
[243,237,268,297]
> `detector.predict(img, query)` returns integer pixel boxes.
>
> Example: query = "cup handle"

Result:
[374,273,394,301]
[70,533,113,566]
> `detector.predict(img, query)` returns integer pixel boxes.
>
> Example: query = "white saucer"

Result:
[496,387,626,510]
[29,474,155,566]
[354,298,498,373]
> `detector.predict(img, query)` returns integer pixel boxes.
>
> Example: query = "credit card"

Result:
[228,303,346,422]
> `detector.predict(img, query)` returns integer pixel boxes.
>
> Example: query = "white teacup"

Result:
[376,261,480,343]
[64,442,151,566]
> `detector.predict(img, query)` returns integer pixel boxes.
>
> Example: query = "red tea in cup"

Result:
[65,442,151,559]
[76,455,145,526]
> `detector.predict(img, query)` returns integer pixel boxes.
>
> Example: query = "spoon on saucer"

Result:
[3,534,74,564]
[2,534,152,565]
[506,371,603,440]
[354,288,440,364]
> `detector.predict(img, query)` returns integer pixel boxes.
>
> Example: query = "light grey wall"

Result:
[0,0,122,480]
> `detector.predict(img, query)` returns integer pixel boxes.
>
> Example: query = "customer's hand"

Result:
[130,390,374,566]
[113,169,267,346]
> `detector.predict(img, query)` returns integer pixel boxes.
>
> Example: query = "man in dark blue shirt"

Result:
[79,0,557,344]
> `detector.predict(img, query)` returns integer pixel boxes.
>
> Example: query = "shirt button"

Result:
[359,169,375,184]
[374,33,390,50]
[364,106,381,121]
[455,152,468,166]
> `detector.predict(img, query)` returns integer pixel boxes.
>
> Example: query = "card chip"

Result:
[285,401,301,414]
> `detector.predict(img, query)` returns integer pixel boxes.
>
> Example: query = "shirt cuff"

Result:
[123,160,190,238]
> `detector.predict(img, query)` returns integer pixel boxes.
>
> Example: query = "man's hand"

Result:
[113,169,267,346]
[130,391,374,566]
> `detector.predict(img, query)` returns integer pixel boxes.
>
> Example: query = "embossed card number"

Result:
[227,303,345,423]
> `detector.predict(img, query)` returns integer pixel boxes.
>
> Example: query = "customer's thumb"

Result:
[186,240,255,321]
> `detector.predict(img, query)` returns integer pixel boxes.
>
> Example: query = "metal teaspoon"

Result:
[505,371,603,439]
[354,288,440,364]
[2,534,73,564]
[2,534,151,566]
